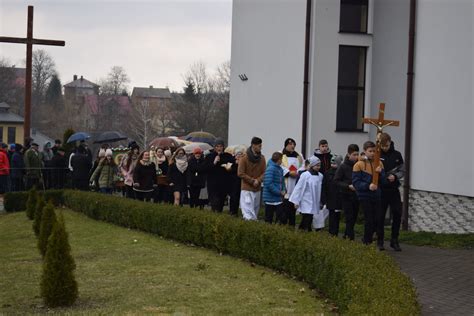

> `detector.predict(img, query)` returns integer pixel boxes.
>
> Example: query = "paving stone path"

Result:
[390,244,474,316]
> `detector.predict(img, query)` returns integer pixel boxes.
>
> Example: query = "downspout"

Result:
[301,0,312,157]
[403,0,417,230]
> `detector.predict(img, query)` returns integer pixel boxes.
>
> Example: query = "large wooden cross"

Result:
[0,6,65,141]
[363,103,400,186]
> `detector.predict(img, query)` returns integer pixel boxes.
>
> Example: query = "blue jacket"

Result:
[352,158,386,200]
[263,160,286,203]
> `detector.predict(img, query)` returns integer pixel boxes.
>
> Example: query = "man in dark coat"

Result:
[187,147,207,208]
[10,144,25,192]
[205,138,235,212]
[323,155,343,236]
[379,133,405,251]
[50,147,68,189]
[24,142,42,190]
[313,139,333,175]
[70,145,92,191]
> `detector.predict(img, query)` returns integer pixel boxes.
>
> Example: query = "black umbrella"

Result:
[93,131,128,144]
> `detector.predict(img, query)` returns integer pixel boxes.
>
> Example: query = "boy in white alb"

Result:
[289,156,323,231]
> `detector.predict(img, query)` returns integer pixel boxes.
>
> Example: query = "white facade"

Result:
[411,0,473,197]
[229,0,473,202]
[229,0,306,156]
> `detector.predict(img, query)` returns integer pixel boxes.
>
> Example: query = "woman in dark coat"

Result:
[133,151,157,202]
[10,144,25,192]
[153,147,170,203]
[50,147,68,189]
[168,147,188,206]
[186,147,207,208]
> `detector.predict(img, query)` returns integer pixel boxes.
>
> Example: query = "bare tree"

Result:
[0,58,17,105]
[99,66,130,96]
[128,100,158,149]
[32,49,56,107]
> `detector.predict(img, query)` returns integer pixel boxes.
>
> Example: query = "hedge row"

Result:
[4,190,419,315]
[4,190,64,213]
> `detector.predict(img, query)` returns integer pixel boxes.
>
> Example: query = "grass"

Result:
[0,209,333,315]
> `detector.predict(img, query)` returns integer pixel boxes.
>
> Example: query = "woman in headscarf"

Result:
[90,149,118,194]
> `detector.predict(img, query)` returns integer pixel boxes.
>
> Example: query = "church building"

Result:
[228,0,473,233]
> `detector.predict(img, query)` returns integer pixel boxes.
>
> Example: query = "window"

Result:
[0,127,3,143]
[340,0,368,33]
[336,46,367,131]
[8,127,16,144]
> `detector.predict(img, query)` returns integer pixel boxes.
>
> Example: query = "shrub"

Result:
[33,195,46,237]
[4,190,64,213]
[40,211,78,307]
[62,190,420,315]
[38,201,57,257]
[25,187,38,220]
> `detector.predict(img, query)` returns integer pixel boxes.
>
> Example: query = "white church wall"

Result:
[370,0,410,154]
[308,0,373,158]
[411,0,474,197]
[228,0,306,157]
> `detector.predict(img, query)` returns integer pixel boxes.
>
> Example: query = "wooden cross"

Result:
[0,6,65,141]
[363,103,400,186]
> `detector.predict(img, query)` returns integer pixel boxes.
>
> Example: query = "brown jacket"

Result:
[238,153,266,192]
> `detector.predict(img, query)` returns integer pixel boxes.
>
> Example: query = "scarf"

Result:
[140,160,152,167]
[175,157,188,174]
[246,147,261,163]
[156,155,166,164]
[282,149,299,158]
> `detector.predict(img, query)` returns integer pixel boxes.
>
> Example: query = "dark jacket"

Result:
[168,163,187,192]
[381,141,405,191]
[352,158,386,200]
[187,156,206,188]
[50,153,68,189]
[334,156,358,201]
[11,151,25,179]
[70,153,93,181]
[133,161,157,192]
[322,167,342,210]
[229,160,241,194]
[314,149,333,174]
[205,151,235,194]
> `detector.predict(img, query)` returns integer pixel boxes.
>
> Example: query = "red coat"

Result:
[0,150,10,175]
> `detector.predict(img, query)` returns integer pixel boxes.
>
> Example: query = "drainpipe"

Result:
[403,0,417,230]
[301,0,312,157]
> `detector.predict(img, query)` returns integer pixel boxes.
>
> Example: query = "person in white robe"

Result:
[289,156,323,231]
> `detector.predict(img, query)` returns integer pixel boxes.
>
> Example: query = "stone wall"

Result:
[409,189,474,234]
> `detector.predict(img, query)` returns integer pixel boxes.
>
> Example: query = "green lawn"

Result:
[0,210,332,315]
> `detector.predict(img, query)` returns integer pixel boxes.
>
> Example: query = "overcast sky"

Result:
[0,0,232,92]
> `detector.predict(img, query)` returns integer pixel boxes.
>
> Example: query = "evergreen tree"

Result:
[45,74,63,107]
[40,211,78,307]
[33,195,46,237]
[38,202,57,257]
[26,187,38,220]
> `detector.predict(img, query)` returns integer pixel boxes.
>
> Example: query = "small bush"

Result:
[33,195,46,237]
[26,187,38,220]
[62,190,420,315]
[38,202,57,257]
[40,211,78,307]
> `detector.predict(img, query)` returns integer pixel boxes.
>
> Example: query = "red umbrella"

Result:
[149,137,179,149]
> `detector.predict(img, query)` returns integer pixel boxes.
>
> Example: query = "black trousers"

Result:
[72,179,88,191]
[381,189,402,240]
[264,203,282,224]
[11,177,24,192]
[26,177,41,190]
[189,186,203,208]
[360,199,383,244]
[328,209,340,236]
[125,185,136,199]
[299,213,314,232]
[210,191,227,212]
[279,199,296,226]
[342,198,359,240]
[135,191,153,202]
[229,189,241,216]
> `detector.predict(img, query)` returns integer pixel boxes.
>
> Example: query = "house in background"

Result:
[131,86,171,108]
[0,102,24,144]
[64,75,100,100]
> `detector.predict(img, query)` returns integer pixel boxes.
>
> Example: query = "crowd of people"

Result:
[0,132,404,251]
